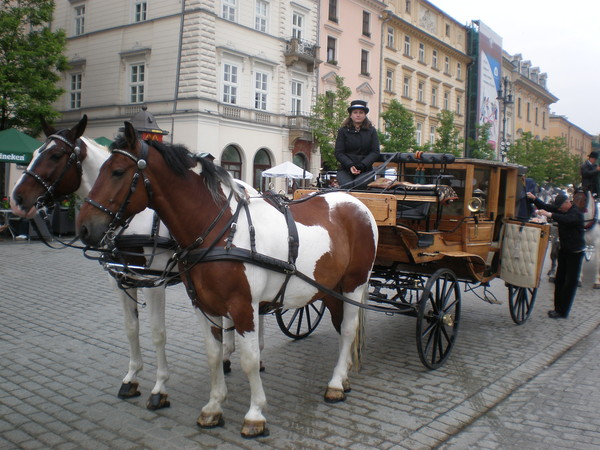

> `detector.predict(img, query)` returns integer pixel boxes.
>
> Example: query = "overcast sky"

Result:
[431,0,599,135]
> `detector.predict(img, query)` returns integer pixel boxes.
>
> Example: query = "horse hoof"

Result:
[241,420,269,438]
[342,379,351,393]
[260,361,265,372]
[197,412,224,429]
[146,393,170,410]
[117,382,141,399]
[324,387,346,403]
[594,284,600,289]
[223,360,232,374]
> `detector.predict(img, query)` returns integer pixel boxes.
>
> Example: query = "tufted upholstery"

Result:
[500,223,543,288]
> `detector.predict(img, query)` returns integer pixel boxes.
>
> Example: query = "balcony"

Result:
[284,38,321,72]
[285,112,313,142]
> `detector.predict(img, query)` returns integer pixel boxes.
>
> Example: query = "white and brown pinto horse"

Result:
[77,122,378,437]
[10,116,176,409]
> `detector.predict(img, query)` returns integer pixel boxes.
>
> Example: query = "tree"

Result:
[506,133,580,186]
[310,75,351,170]
[378,99,416,153]
[433,110,463,156]
[0,0,68,133]
[467,122,495,160]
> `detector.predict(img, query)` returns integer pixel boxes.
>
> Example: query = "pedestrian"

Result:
[580,151,600,196]
[527,191,584,318]
[516,173,538,220]
[334,100,380,188]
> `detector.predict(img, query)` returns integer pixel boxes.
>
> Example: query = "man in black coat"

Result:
[527,192,584,318]
[581,151,600,196]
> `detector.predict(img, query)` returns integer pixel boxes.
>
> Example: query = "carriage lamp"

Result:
[121,105,169,141]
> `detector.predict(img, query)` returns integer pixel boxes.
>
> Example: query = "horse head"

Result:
[11,115,89,217]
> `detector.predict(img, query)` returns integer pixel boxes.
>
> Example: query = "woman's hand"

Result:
[350,166,361,175]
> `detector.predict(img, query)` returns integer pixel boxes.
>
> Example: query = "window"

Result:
[416,123,422,145]
[70,73,82,109]
[517,98,522,118]
[431,87,437,106]
[535,107,539,125]
[291,80,303,114]
[222,145,242,180]
[403,76,410,97]
[328,0,338,22]
[456,96,462,115]
[222,63,238,104]
[255,0,268,32]
[430,126,436,144]
[385,69,394,92]
[543,111,546,129]
[457,62,462,80]
[254,149,272,191]
[387,27,395,48]
[362,11,370,37]
[526,102,530,121]
[403,35,411,56]
[418,43,425,63]
[444,56,450,74]
[327,36,337,63]
[222,0,236,21]
[129,64,145,103]
[445,24,450,37]
[74,4,85,36]
[360,50,369,75]
[134,1,147,23]
[432,50,438,69]
[418,82,424,102]
[406,0,411,14]
[444,91,449,110]
[254,71,268,110]
[292,12,303,39]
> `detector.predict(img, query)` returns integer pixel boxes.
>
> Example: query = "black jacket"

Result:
[334,125,380,172]
[532,198,585,252]
[581,160,599,194]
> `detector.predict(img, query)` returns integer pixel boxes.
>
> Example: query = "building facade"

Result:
[50,0,320,191]
[380,0,470,150]
[549,114,593,161]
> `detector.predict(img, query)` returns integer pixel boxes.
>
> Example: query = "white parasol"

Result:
[261,161,313,180]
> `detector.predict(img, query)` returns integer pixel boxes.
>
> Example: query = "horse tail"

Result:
[350,284,368,371]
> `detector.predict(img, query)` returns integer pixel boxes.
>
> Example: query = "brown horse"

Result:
[77,122,378,437]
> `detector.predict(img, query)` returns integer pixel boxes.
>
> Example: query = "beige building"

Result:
[318,0,387,126]
[549,114,593,161]
[48,0,320,192]
[379,0,470,150]
[502,53,557,143]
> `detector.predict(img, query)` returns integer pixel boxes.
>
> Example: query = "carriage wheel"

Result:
[507,285,537,325]
[275,300,326,340]
[584,245,594,262]
[416,269,461,370]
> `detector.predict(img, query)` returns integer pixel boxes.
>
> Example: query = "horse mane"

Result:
[111,135,241,204]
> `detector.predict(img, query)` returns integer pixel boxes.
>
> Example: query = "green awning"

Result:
[94,136,113,147]
[0,128,43,164]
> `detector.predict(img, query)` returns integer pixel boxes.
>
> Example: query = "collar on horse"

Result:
[25,133,84,209]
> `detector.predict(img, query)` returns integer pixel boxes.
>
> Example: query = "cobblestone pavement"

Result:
[1,240,600,449]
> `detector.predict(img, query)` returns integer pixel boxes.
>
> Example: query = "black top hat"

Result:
[553,193,568,208]
[347,100,369,114]
[589,151,599,159]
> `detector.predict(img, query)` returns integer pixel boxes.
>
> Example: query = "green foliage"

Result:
[0,0,68,133]
[506,133,580,185]
[310,75,351,170]
[433,110,463,156]
[378,99,416,153]
[467,122,495,160]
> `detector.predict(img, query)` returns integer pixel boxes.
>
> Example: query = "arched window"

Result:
[221,145,242,180]
[293,152,309,190]
[253,148,271,191]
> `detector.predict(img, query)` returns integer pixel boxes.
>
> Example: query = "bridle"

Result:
[24,132,84,209]
[84,140,153,240]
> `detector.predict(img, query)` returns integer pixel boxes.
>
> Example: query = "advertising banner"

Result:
[477,22,503,150]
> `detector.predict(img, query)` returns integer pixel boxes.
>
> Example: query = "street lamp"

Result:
[497,76,513,161]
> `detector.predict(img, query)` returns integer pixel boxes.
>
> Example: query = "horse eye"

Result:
[112,169,125,177]
[50,152,62,162]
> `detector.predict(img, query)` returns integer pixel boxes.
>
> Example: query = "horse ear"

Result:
[40,116,56,137]
[124,121,137,149]
[71,114,87,139]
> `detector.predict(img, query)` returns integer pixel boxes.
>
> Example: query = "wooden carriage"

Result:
[293,153,550,369]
